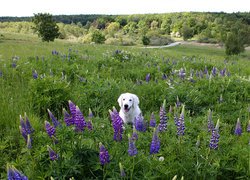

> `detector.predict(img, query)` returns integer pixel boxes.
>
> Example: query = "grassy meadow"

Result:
[0,32,250,179]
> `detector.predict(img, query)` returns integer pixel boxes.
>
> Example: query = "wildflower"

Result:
[128,134,138,156]
[119,162,126,177]
[63,108,73,126]
[7,164,28,180]
[74,106,87,132]
[179,68,185,79]
[47,109,61,128]
[150,128,160,154]
[24,113,34,134]
[211,67,217,76]
[32,70,38,79]
[99,143,110,165]
[209,119,220,150]
[47,145,59,161]
[234,118,242,136]
[247,120,250,133]
[162,73,167,80]
[176,105,185,136]
[131,126,138,141]
[159,156,164,161]
[109,107,124,141]
[159,100,168,132]
[27,134,32,149]
[207,109,214,132]
[87,120,93,130]
[149,112,156,127]
[19,126,27,142]
[145,73,150,82]
[204,66,208,74]
[68,100,77,123]
[88,108,94,118]
[134,114,146,132]
[45,121,56,137]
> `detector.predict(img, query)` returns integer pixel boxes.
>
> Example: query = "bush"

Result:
[91,30,105,44]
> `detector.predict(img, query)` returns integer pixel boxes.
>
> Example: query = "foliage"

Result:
[142,35,150,46]
[91,30,105,44]
[32,13,60,42]
[0,34,250,179]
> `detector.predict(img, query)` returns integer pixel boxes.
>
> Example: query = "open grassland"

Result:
[0,32,249,179]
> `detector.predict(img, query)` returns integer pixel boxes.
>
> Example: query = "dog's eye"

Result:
[129,99,132,101]
[123,98,125,101]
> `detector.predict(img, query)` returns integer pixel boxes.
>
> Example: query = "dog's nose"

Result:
[124,104,128,109]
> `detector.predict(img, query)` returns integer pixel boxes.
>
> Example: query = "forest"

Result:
[0,12,250,49]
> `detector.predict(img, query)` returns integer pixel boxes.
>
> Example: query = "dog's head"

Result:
[118,93,139,113]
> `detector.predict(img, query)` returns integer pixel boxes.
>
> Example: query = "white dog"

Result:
[118,93,142,124]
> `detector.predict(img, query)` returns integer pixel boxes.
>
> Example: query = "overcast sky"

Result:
[1,0,249,17]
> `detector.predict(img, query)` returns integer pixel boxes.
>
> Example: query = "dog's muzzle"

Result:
[124,104,130,112]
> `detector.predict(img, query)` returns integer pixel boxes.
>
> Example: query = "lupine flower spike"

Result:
[209,119,220,150]
[68,100,77,124]
[74,106,87,132]
[159,99,168,132]
[134,114,146,132]
[87,108,93,130]
[63,108,73,126]
[177,105,185,136]
[45,121,56,138]
[99,143,110,165]
[132,126,138,140]
[119,162,126,177]
[47,145,59,161]
[47,109,61,128]
[128,134,138,156]
[109,107,124,141]
[150,127,160,154]
[24,113,34,134]
[27,134,32,149]
[234,118,242,136]
[207,109,214,132]
[7,164,28,180]
[149,112,156,127]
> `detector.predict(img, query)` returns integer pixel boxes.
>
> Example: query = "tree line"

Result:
[0,12,250,55]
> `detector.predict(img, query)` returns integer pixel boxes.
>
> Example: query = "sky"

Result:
[0,0,249,17]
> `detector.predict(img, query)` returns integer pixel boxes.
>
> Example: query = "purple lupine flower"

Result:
[27,134,32,149]
[207,109,214,132]
[131,126,138,141]
[109,107,124,141]
[11,62,17,68]
[19,126,27,142]
[99,143,110,165]
[179,68,185,79]
[47,146,59,161]
[234,118,242,136]
[176,96,181,108]
[204,66,208,74]
[150,128,160,154]
[45,121,56,137]
[47,109,61,128]
[87,120,93,130]
[128,134,138,156]
[0,70,3,77]
[63,108,73,126]
[68,100,77,124]
[174,110,179,126]
[145,73,150,82]
[119,162,126,177]
[211,67,217,76]
[20,115,27,136]
[158,100,168,132]
[162,73,167,80]
[134,114,146,132]
[74,106,87,132]
[176,105,185,136]
[24,113,34,134]
[209,128,220,150]
[7,165,28,180]
[88,108,94,118]
[220,68,226,77]
[32,70,38,79]
[149,112,156,127]
[247,120,250,133]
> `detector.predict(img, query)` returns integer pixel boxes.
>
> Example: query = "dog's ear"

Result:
[132,94,139,107]
[117,94,124,107]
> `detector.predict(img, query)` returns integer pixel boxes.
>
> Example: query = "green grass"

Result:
[0,33,249,179]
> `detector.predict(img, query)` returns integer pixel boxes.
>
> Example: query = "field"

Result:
[0,32,250,179]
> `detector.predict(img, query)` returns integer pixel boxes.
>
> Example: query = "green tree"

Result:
[181,23,193,41]
[142,35,150,46]
[91,30,105,44]
[32,13,60,42]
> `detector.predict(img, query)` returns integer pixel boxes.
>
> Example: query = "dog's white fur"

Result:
[118,93,142,124]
